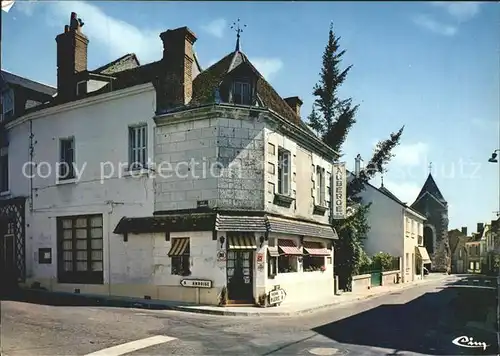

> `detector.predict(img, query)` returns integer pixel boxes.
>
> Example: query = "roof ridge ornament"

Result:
[230,18,246,52]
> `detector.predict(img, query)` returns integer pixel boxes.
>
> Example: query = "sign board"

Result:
[180,279,212,288]
[197,200,209,208]
[332,162,347,219]
[217,250,226,262]
[268,288,286,305]
[257,253,264,262]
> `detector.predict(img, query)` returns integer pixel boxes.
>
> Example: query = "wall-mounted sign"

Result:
[332,162,346,219]
[180,279,212,288]
[197,200,209,208]
[217,250,226,262]
[257,253,264,262]
[38,247,52,264]
[269,288,286,305]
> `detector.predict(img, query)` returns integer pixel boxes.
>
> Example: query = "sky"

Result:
[2,1,499,232]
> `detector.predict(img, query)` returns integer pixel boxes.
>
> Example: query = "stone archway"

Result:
[423,224,436,255]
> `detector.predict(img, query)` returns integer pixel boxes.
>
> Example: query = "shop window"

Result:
[268,255,277,278]
[303,256,324,272]
[168,238,191,276]
[278,255,297,273]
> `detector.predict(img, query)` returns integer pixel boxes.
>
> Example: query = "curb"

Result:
[170,275,450,317]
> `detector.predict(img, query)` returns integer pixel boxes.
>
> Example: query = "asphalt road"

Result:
[1,275,498,356]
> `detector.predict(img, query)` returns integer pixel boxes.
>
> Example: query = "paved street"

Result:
[1,275,498,355]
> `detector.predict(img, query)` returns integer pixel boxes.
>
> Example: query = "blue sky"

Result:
[2,1,499,232]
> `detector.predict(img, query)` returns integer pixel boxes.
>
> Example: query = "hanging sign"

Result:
[332,162,347,219]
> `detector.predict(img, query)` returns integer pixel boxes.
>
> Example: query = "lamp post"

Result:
[488,149,500,352]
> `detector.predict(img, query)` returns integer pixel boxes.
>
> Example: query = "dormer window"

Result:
[232,81,251,105]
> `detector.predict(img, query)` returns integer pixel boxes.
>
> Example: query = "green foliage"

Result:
[372,252,398,271]
[309,22,404,291]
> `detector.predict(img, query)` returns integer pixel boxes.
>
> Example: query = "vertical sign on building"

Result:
[332,162,346,219]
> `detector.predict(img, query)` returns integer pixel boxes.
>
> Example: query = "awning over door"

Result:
[277,239,302,255]
[268,246,279,257]
[227,235,257,250]
[416,246,431,264]
[168,238,189,256]
[303,241,331,256]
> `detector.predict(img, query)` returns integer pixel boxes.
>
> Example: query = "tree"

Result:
[309,22,404,290]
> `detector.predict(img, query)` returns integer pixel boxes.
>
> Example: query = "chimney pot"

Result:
[157,26,197,110]
[461,227,467,236]
[284,96,303,117]
[354,154,362,176]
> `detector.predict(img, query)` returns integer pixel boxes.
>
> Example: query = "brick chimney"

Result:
[55,12,88,99]
[284,96,303,117]
[158,26,197,109]
[461,227,467,236]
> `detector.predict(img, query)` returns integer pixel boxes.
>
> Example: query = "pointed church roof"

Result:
[414,173,447,204]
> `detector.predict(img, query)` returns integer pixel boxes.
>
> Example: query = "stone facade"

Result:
[410,173,451,272]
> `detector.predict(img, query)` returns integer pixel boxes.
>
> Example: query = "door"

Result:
[412,253,415,281]
[226,250,253,302]
[0,234,16,288]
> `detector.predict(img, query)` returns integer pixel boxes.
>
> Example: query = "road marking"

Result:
[84,335,176,356]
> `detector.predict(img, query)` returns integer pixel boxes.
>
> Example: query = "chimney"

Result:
[354,154,362,177]
[55,12,88,99]
[284,96,303,117]
[477,222,484,233]
[158,26,197,109]
[461,227,467,236]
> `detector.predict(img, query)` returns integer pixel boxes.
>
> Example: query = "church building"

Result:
[410,172,451,272]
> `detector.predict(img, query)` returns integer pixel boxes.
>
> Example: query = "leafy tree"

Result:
[309,22,404,290]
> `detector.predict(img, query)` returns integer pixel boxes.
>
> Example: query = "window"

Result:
[406,253,409,271]
[129,125,147,170]
[232,81,251,105]
[278,254,297,273]
[315,166,325,206]
[57,215,104,284]
[459,249,462,258]
[1,89,14,121]
[168,238,190,276]
[469,262,474,270]
[0,150,8,192]
[59,137,75,180]
[276,239,300,273]
[277,148,291,195]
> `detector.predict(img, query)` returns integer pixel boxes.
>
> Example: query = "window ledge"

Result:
[123,168,149,178]
[313,204,327,215]
[0,190,11,196]
[273,193,295,208]
[56,178,77,185]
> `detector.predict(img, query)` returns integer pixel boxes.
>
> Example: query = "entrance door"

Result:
[412,253,415,281]
[0,234,16,289]
[226,250,253,303]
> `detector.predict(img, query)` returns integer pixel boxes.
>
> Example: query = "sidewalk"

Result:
[172,273,451,317]
[5,273,450,318]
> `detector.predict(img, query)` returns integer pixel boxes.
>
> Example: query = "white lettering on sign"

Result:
[269,289,286,305]
[452,336,489,350]
[332,162,346,219]
[180,279,212,288]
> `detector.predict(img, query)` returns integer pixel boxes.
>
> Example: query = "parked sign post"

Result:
[268,286,286,306]
[180,279,212,288]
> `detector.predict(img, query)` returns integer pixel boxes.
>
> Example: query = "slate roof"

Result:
[1,70,57,97]
[93,53,140,75]
[414,173,447,204]
[215,214,268,232]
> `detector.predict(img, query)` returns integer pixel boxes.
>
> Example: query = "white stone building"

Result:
[1,13,345,307]
[354,166,430,283]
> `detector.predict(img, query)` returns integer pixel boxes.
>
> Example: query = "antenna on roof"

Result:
[428,161,433,174]
[381,174,384,188]
[230,18,246,52]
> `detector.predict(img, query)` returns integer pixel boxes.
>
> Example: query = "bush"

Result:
[372,252,399,271]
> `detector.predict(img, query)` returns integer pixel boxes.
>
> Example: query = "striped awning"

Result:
[416,246,431,264]
[168,238,189,256]
[227,235,257,250]
[303,241,331,256]
[278,239,302,255]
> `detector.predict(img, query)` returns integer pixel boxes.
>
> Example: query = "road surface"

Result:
[1,275,498,355]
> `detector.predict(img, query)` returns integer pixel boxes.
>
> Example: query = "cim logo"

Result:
[452,336,489,350]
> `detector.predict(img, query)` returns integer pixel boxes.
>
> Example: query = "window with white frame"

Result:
[128,124,147,170]
[277,148,291,195]
[315,166,325,206]
[232,81,251,105]
[59,137,75,180]
[1,89,14,121]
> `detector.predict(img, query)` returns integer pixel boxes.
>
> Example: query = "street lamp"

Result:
[488,149,499,163]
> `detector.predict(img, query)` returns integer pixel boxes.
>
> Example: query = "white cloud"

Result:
[14,0,39,16]
[392,142,430,167]
[201,19,226,39]
[383,179,421,205]
[413,14,457,36]
[250,57,284,80]
[21,1,163,63]
[431,2,483,22]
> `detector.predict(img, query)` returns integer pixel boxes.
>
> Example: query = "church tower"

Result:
[411,171,451,272]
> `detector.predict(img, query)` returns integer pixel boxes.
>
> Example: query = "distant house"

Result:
[465,223,487,273]
[449,227,469,274]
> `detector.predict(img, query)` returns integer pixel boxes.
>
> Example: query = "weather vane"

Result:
[230,18,246,52]
[428,162,433,174]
